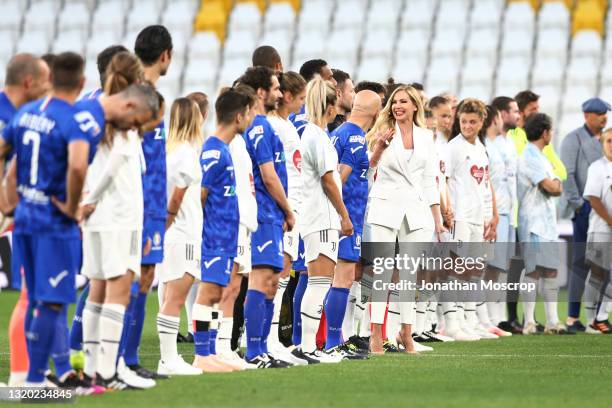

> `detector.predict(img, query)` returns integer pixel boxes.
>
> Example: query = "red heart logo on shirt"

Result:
[293,150,302,173]
[470,165,485,184]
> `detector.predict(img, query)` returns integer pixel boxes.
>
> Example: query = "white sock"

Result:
[157,281,165,307]
[464,302,478,329]
[342,281,358,339]
[584,273,602,323]
[157,313,180,362]
[269,277,288,348]
[217,317,234,354]
[522,275,538,325]
[597,300,609,321]
[358,301,371,337]
[300,276,331,353]
[386,291,401,343]
[185,283,197,334]
[353,281,363,334]
[414,301,427,335]
[476,301,493,328]
[541,277,559,326]
[210,305,221,355]
[441,301,458,334]
[98,303,125,380]
[82,301,102,378]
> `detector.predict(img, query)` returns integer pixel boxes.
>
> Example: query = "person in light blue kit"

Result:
[517,113,567,335]
[327,90,381,352]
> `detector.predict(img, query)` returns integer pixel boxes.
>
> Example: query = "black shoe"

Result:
[418,331,443,343]
[347,335,370,351]
[45,372,60,386]
[185,332,194,343]
[58,371,98,396]
[499,319,523,334]
[265,353,293,368]
[127,364,168,380]
[382,341,399,353]
[177,332,189,343]
[535,321,545,333]
[245,353,289,368]
[333,343,369,360]
[95,373,133,391]
[566,320,587,334]
[291,347,320,365]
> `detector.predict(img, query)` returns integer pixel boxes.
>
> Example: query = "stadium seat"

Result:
[297,0,332,32]
[459,83,492,101]
[392,55,426,84]
[92,0,127,34]
[229,2,262,38]
[565,58,599,88]
[465,28,499,63]
[531,59,564,88]
[537,1,570,31]
[258,30,293,63]
[361,30,395,60]
[236,0,266,12]
[533,84,562,120]
[356,58,391,83]
[558,112,585,141]
[503,1,535,34]
[223,30,257,60]
[325,29,361,66]
[162,0,198,38]
[53,31,86,54]
[127,1,161,34]
[534,28,568,64]
[334,0,367,30]
[326,56,357,77]
[292,31,326,67]
[122,30,141,51]
[426,57,459,96]
[170,31,189,62]
[23,0,58,37]
[57,2,91,37]
[561,85,597,115]
[365,0,402,33]
[188,32,222,64]
[194,1,228,40]
[470,0,503,30]
[570,30,602,64]
[599,84,612,102]
[0,1,24,33]
[460,57,494,87]
[500,27,533,61]
[183,58,218,93]
[219,56,250,88]
[431,29,464,61]
[16,31,49,55]
[263,2,295,33]
[158,61,182,97]
[86,31,123,62]
[400,0,436,30]
[83,61,100,93]
[395,30,430,63]
[494,57,529,95]
[436,0,469,37]
[0,33,15,63]
[572,0,604,36]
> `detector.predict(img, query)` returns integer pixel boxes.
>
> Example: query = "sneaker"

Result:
[347,335,370,351]
[522,322,538,335]
[585,323,602,334]
[81,374,105,395]
[475,325,499,339]
[338,341,369,359]
[382,340,400,353]
[498,319,523,334]
[535,321,545,334]
[412,333,437,343]
[565,319,586,334]
[127,364,168,380]
[244,353,288,369]
[218,351,255,370]
[423,330,455,342]
[327,344,368,360]
[157,355,203,375]
[460,325,483,339]
[302,349,342,364]
[192,355,234,373]
[70,350,85,371]
[544,322,573,335]
[265,353,293,368]
[57,371,98,396]
[118,359,156,389]
[95,373,133,391]
[270,344,307,366]
[176,333,189,343]
[488,326,512,337]
[444,328,480,341]
[412,341,433,352]
[290,347,320,365]
[590,319,612,334]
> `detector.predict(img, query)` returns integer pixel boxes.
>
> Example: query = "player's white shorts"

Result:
[451,221,490,261]
[586,232,612,270]
[522,233,559,273]
[283,226,299,262]
[304,229,339,264]
[156,240,201,284]
[82,230,142,280]
[235,225,252,274]
[488,214,516,272]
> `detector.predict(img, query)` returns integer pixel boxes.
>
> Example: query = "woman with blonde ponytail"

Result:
[295,76,353,363]
[363,85,445,354]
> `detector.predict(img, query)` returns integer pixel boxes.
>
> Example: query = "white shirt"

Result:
[584,156,612,234]
[267,114,303,212]
[517,143,558,241]
[435,133,449,206]
[83,130,144,231]
[165,142,203,243]
[229,135,258,232]
[446,134,490,225]
[299,122,341,236]
[489,134,518,216]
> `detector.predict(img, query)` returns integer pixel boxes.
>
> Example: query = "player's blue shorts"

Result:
[338,232,362,263]
[201,255,234,287]
[12,232,80,304]
[251,223,284,272]
[141,216,165,265]
[293,236,306,272]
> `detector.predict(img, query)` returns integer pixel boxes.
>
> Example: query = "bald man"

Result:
[324,91,381,354]
[251,45,283,75]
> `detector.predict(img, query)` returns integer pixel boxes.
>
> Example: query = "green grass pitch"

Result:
[1,290,611,407]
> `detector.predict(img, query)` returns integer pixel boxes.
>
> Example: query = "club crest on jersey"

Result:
[349,135,366,145]
[440,160,446,174]
[153,232,162,246]
[470,165,485,184]
[293,150,302,172]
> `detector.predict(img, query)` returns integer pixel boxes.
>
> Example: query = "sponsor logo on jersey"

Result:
[224,185,236,196]
[275,151,285,163]
[349,135,366,144]
[202,150,221,160]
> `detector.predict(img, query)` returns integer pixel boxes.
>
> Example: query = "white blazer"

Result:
[366,122,440,231]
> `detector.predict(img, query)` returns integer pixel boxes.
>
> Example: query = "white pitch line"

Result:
[420,354,612,358]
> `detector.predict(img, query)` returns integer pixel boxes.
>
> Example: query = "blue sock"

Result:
[244,289,266,360]
[324,287,350,349]
[261,299,274,354]
[194,330,211,357]
[24,301,34,353]
[27,304,60,383]
[69,284,90,351]
[118,292,137,362]
[209,329,217,355]
[51,306,72,378]
[123,291,147,366]
[292,273,308,346]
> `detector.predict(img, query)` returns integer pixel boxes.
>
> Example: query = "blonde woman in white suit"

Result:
[364,85,445,354]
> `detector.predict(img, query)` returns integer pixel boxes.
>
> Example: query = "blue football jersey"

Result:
[0,92,17,136]
[243,114,288,226]
[2,96,89,235]
[288,105,308,137]
[201,136,239,257]
[142,121,167,220]
[80,88,103,101]
[73,97,105,164]
[331,122,369,232]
